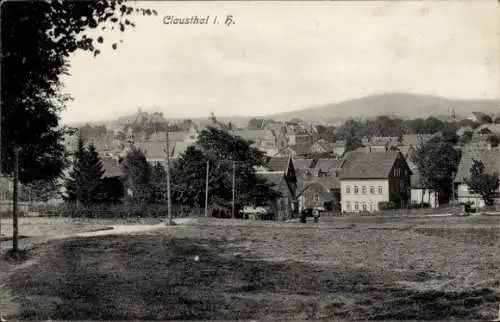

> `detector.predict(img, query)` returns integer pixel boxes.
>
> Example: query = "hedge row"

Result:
[29,203,205,218]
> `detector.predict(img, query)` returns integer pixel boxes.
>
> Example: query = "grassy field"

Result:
[0,215,498,321]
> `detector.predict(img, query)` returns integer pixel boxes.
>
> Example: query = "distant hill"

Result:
[264,93,500,122]
[65,93,500,129]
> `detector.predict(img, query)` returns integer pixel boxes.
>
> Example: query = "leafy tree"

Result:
[459,131,474,145]
[495,116,500,124]
[441,131,459,145]
[411,137,461,204]
[1,1,156,184]
[480,114,493,124]
[171,127,281,215]
[26,179,62,203]
[478,127,493,135]
[487,135,500,148]
[345,134,363,152]
[458,119,476,128]
[465,160,499,206]
[120,147,152,206]
[64,138,104,205]
[150,162,168,203]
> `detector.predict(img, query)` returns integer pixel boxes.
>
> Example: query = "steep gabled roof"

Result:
[265,157,291,172]
[454,149,500,184]
[339,151,403,180]
[305,175,341,190]
[297,181,334,201]
[292,158,314,170]
[256,171,284,189]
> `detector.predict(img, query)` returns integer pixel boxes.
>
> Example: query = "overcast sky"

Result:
[60,0,499,123]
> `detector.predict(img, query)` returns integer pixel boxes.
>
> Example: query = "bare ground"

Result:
[0,215,498,321]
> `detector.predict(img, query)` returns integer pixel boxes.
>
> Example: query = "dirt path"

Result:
[60,217,197,238]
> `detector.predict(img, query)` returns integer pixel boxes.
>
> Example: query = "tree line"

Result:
[62,127,281,217]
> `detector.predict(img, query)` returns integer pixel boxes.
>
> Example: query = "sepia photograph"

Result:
[0,0,499,321]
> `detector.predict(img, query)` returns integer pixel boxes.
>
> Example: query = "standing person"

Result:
[313,209,320,223]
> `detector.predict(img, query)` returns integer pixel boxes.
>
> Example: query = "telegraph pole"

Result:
[164,123,174,225]
[204,160,209,217]
[12,146,20,254]
[232,160,235,219]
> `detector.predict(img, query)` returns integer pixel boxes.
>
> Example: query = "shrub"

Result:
[378,201,395,210]
[407,202,431,209]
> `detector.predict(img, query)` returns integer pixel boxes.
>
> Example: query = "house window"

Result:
[362,186,367,194]
[314,193,320,202]
[370,186,375,194]
[346,186,351,194]
[346,201,351,211]
[354,186,359,194]
[378,186,383,194]
[362,202,367,211]
[354,202,359,211]
[369,202,373,211]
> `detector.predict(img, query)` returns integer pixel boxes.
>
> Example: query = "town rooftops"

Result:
[230,129,275,142]
[313,158,345,172]
[339,151,408,180]
[454,149,500,184]
[133,140,191,160]
[305,175,341,190]
[474,124,500,134]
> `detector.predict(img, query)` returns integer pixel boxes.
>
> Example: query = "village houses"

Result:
[253,157,298,219]
[454,147,500,209]
[338,151,412,213]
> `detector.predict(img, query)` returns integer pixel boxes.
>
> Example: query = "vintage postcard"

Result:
[0,0,499,321]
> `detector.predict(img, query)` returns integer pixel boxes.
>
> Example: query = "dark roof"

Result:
[454,149,500,183]
[313,158,344,171]
[297,182,334,201]
[257,172,284,189]
[230,129,275,141]
[265,157,291,172]
[101,157,122,178]
[406,159,426,188]
[311,175,341,190]
[292,158,314,170]
[291,145,312,156]
[134,141,191,159]
[339,151,403,180]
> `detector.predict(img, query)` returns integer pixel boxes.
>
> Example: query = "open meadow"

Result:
[0,215,498,321]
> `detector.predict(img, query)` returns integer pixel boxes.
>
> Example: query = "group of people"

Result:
[300,208,320,223]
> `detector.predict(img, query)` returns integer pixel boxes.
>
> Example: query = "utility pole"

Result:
[164,123,174,225]
[0,93,3,239]
[12,146,20,254]
[204,160,209,217]
[232,160,235,219]
[451,170,455,204]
